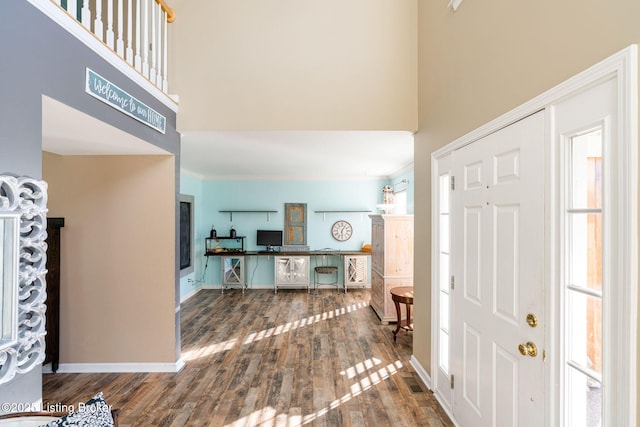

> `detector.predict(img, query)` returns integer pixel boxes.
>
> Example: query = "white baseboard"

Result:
[410,355,459,426]
[180,287,200,303]
[433,388,459,427]
[409,355,432,390]
[179,283,372,303]
[179,284,220,303]
[42,361,184,374]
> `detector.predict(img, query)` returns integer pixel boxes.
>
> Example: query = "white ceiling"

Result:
[180,131,414,180]
[42,96,170,156]
[42,97,414,180]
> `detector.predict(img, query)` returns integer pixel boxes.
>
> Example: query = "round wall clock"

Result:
[331,220,353,242]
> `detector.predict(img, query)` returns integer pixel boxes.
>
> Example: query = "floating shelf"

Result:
[219,210,278,221]
[314,210,372,213]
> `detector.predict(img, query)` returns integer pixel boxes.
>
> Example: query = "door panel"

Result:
[495,205,519,324]
[463,206,482,304]
[452,111,545,426]
[494,344,518,426]
[462,322,482,413]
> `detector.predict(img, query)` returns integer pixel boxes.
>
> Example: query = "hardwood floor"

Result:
[43,289,453,426]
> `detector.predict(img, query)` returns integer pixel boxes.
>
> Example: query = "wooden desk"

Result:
[203,250,370,292]
[390,286,414,341]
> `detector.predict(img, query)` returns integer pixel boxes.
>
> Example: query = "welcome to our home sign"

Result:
[85,68,166,134]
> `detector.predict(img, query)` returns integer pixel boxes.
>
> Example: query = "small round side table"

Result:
[390,286,414,341]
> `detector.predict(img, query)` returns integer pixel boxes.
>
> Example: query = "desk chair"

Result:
[313,255,340,293]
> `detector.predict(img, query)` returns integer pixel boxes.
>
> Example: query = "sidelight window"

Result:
[438,173,451,374]
[564,128,603,426]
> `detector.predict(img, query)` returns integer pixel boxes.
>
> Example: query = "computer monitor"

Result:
[256,230,282,252]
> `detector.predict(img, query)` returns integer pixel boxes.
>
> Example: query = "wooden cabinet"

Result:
[44,217,64,373]
[221,255,245,293]
[274,255,310,292]
[369,215,413,323]
[343,255,368,290]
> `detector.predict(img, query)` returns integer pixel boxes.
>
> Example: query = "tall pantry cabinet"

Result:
[369,215,414,323]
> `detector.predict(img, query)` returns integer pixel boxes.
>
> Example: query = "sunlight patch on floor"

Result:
[181,338,238,361]
[181,301,368,362]
[242,301,368,345]
[223,359,404,426]
[339,357,382,379]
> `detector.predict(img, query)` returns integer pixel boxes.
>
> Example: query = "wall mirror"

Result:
[0,213,19,351]
[0,176,48,385]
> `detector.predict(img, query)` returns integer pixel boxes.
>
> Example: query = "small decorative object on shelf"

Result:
[210,225,217,238]
[230,226,237,238]
[376,185,396,214]
[382,185,394,205]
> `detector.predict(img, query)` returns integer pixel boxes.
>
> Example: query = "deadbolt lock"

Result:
[526,313,538,328]
[518,341,538,357]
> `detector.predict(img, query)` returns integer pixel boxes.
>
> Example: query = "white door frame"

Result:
[429,45,637,426]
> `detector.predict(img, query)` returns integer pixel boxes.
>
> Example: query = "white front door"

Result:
[451,111,545,426]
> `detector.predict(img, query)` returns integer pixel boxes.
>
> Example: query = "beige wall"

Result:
[414,0,640,397]
[43,153,176,364]
[169,0,417,131]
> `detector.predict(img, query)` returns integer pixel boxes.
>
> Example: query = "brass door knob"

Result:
[518,341,538,357]
[526,313,538,328]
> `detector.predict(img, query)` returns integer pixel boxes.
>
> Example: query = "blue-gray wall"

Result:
[0,0,181,406]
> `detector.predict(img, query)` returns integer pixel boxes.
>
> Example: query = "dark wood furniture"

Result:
[390,286,414,341]
[44,217,64,373]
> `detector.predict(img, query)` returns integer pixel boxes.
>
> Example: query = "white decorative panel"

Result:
[493,344,518,426]
[0,176,48,385]
[464,207,482,304]
[494,149,520,184]
[345,256,367,285]
[275,256,309,286]
[464,161,483,190]
[494,205,519,324]
[463,323,482,414]
[222,256,244,285]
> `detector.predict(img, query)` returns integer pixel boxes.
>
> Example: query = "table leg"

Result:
[393,298,402,341]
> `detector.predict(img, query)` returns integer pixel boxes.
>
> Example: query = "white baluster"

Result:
[106,0,115,49]
[61,0,171,92]
[67,0,77,20]
[150,1,157,83]
[134,0,142,71]
[94,0,104,41]
[126,0,134,65]
[81,0,92,30]
[53,0,62,7]
[156,4,162,87]
[142,0,150,78]
[162,12,168,92]
[116,0,124,56]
